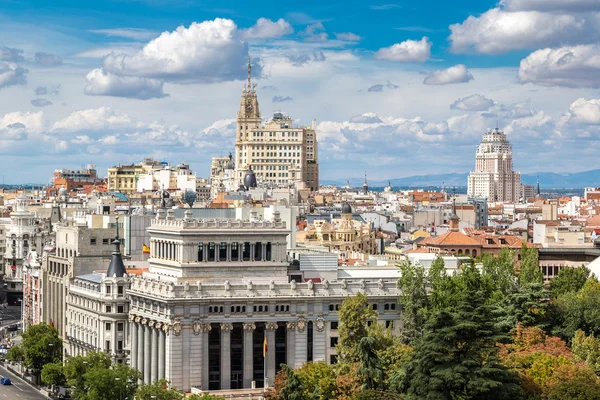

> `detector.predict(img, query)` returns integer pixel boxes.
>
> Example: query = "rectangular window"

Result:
[105,322,111,331]
[117,305,124,313]
[330,321,339,330]
[117,322,124,331]
[330,337,338,348]
[90,238,97,245]
[117,340,123,351]
[105,285,111,294]
[117,286,123,295]
[102,238,109,245]
[106,305,112,313]
[386,320,394,329]
[105,340,111,352]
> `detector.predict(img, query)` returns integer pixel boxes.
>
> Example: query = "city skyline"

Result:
[2,0,600,183]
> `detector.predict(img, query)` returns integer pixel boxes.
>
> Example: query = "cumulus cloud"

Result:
[374,37,431,62]
[501,0,600,12]
[450,94,495,111]
[34,52,62,66]
[563,98,600,125]
[31,99,53,107]
[423,64,474,85]
[0,111,44,133]
[518,45,600,88]
[1,46,24,62]
[90,28,159,40]
[101,19,249,84]
[273,95,293,102]
[301,22,328,42]
[335,32,361,41]
[52,107,135,134]
[0,63,28,89]
[242,18,293,39]
[449,8,591,54]
[84,68,168,100]
[367,84,384,92]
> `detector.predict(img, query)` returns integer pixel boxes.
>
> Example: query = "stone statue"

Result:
[224,280,231,291]
[323,279,330,289]
[246,280,253,291]
[291,280,297,291]
[270,280,276,291]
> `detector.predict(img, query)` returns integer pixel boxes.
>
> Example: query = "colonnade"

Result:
[149,240,288,263]
[130,316,167,384]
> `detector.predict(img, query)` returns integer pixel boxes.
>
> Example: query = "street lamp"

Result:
[115,377,122,400]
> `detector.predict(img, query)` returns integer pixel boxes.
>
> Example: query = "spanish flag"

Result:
[143,244,150,254]
[263,335,268,358]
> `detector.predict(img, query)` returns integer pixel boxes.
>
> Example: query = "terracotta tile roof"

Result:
[421,231,480,246]
[586,215,600,227]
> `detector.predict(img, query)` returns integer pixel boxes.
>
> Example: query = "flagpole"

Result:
[263,332,266,396]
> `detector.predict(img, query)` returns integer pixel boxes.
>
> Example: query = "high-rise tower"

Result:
[467,127,521,202]
[233,58,319,190]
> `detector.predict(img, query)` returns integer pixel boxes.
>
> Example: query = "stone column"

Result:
[239,242,244,262]
[143,319,151,384]
[313,317,327,362]
[151,322,158,383]
[203,243,208,261]
[265,322,278,388]
[226,242,231,261]
[220,323,233,390]
[250,243,255,261]
[294,317,307,368]
[136,317,144,375]
[261,242,266,261]
[158,324,165,380]
[286,321,296,369]
[201,324,211,391]
[243,323,255,388]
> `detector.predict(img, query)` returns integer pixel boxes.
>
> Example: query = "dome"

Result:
[225,159,235,170]
[58,187,68,196]
[341,202,352,214]
[244,168,257,189]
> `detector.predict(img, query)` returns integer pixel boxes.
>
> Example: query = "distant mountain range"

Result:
[322,169,600,189]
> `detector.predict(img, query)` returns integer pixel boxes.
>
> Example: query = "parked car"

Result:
[1,377,12,385]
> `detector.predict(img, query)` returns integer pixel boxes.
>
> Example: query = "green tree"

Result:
[20,323,62,374]
[351,390,403,400]
[428,256,457,311]
[295,361,337,400]
[83,363,141,400]
[397,260,428,343]
[551,279,600,341]
[280,365,306,400]
[572,330,600,373]
[135,379,183,400]
[482,247,517,302]
[41,362,66,388]
[551,266,592,298]
[403,264,522,400]
[545,364,600,400]
[519,245,542,286]
[63,351,112,395]
[357,336,383,391]
[498,282,550,331]
[337,293,376,362]
[6,344,24,362]
[188,394,225,400]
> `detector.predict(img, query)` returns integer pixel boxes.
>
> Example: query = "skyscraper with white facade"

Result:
[467,128,521,202]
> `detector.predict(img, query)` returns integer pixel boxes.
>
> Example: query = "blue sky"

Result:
[1,0,600,183]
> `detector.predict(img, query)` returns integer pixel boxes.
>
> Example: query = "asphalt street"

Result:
[0,363,48,399]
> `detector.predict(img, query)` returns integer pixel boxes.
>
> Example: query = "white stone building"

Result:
[467,128,521,203]
[125,210,400,392]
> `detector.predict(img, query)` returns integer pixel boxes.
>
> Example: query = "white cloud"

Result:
[374,37,431,62]
[501,0,600,12]
[52,107,135,134]
[102,19,248,83]
[0,63,28,89]
[242,18,293,39]
[89,28,159,40]
[84,68,168,100]
[0,111,44,133]
[423,64,474,85]
[563,98,600,125]
[450,94,494,111]
[301,22,328,42]
[518,45,600,88]
[335,32,361,41]
[449,8,589,54]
